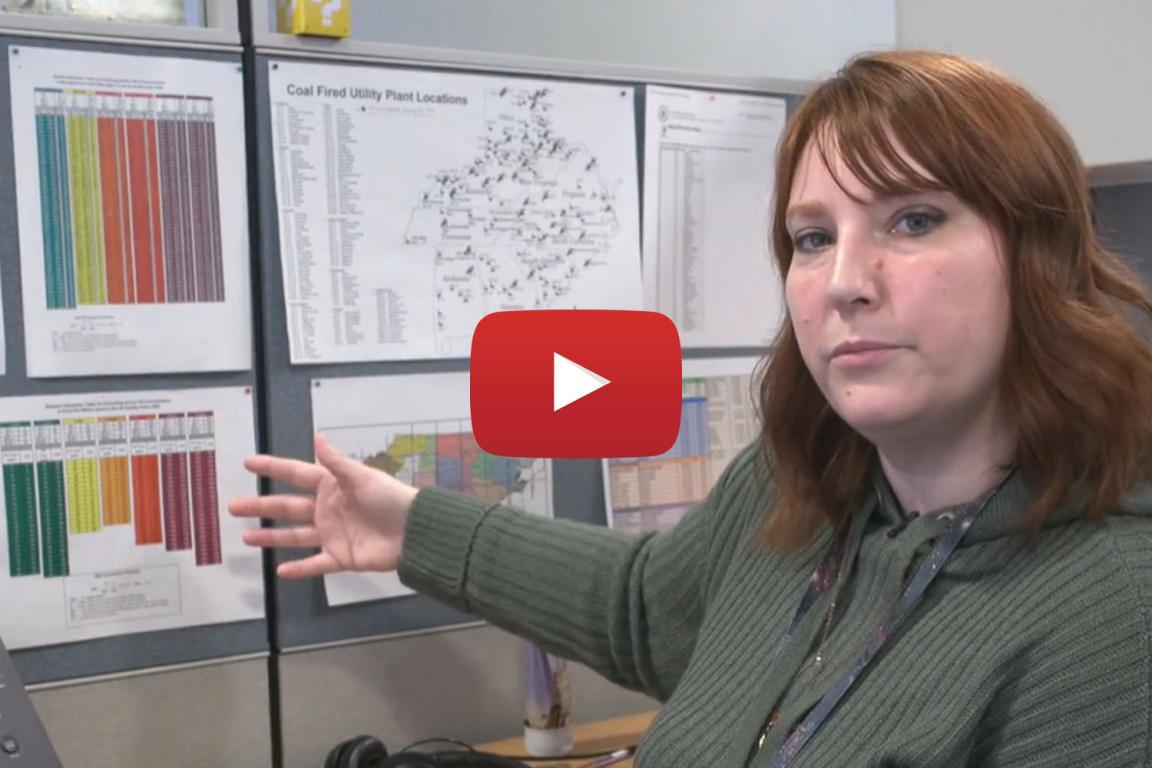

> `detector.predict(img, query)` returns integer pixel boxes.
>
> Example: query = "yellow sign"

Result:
[277,0,350,38]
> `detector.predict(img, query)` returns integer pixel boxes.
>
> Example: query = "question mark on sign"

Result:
[310,0,343,27]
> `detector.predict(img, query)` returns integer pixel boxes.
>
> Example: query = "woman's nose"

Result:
[825,233,882,311]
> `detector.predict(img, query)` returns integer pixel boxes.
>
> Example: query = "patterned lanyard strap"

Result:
[764,471,1012,768]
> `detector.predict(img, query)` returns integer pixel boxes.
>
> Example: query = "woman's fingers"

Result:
[314,433,361,484]
[277,552,340,580]
[243,453,326,492]
[229,494,315,523]
[241,526,322,550]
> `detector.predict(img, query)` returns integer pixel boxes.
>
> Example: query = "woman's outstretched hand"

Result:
[229,433,418,579]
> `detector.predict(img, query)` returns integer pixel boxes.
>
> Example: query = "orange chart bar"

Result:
[98,416,131,526]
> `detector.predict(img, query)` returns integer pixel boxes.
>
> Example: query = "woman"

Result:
[231,50,1152,767]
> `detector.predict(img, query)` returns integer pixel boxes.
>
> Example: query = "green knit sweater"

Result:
[398,446,1152,767]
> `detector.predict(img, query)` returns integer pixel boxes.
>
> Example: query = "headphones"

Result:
[324,735,533,768]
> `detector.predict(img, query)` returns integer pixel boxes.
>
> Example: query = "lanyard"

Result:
[762,470,1012,768]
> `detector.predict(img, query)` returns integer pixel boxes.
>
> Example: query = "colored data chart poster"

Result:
[604,357,760,535]
[312,372,553,605]
[9,46,253,377]
[0,386,264,649]
[643,86,787,348]
[269,60,643,363]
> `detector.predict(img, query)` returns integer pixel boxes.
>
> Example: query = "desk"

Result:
[477,711,656,767]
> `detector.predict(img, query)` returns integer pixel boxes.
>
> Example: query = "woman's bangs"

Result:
[809,103,952,202]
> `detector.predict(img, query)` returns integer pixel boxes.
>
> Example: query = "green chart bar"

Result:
[2,422,39,577]
[34,420,69,578]
[35,89,76,310]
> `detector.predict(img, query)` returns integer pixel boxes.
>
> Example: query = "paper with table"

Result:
[0,386,263,649]
[643,86,787,348]
[9,46,252,377]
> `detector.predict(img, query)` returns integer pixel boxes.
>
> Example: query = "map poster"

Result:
[310,372,553,605]
[268,60,643,363]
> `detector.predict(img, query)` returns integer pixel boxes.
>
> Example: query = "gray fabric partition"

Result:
[254,55,797,648]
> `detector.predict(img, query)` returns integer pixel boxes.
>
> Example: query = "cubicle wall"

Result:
[1097,183,1152,281]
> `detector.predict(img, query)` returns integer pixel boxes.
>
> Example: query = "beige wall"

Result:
[897,0,1152,172]
[278,625,656,768]
[263,0,896,83]
[28,626,653,768]
[31,657,272,768]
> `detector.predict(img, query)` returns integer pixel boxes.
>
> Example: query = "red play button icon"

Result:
[471,310,682,458]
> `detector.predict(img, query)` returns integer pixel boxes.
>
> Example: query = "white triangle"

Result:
[553,352,611,412]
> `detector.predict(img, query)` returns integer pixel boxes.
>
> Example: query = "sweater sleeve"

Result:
[969,519,1152,767]
[397,447,757,700]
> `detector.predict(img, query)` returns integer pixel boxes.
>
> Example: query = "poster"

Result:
[10,46,252,377]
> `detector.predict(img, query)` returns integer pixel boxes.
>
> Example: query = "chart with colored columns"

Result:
[606,371,757,534]
[34,87,225,309]
[2,411,223,579]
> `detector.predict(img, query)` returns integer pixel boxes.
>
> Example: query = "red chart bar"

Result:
[187,411,221,566]
[145,108,167,302]
[156,96,189,303]
[129,414,163,545]
[114,99,136,304]
[125,103,160,304]
[187,97,223,302]
[159,413,191,552]
[96,92,128,305]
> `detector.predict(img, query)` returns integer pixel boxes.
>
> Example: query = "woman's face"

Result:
[783,140,1011,445]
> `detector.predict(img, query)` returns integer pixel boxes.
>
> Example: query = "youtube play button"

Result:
[471,310,682,458]
[553,353,610,411]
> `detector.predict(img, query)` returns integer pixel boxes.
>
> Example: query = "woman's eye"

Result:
[893,210,944,236]
[793,230,834,252]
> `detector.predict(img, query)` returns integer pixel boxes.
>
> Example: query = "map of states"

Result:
[336,421,551,515]
[403,86,626,352]
[362,430,539,504]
